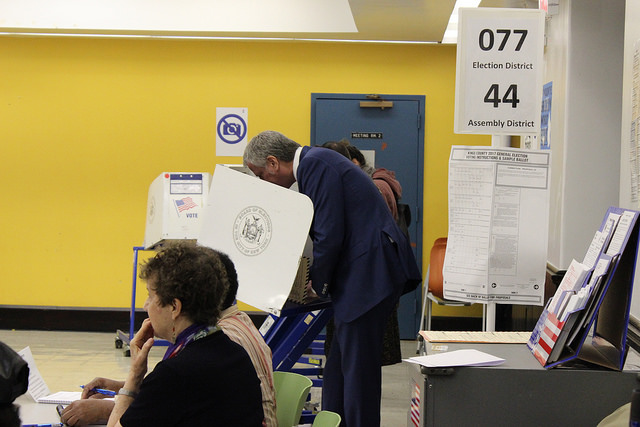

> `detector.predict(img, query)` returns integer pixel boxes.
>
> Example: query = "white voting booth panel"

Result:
[143,172,211,249]
[198,165,313,316]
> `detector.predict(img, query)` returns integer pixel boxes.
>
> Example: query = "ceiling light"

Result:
[0,0,356,36]
[442,0,482,44]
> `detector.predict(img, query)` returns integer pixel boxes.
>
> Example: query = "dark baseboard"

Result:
[0,307,268,333]
[0,306,499,336]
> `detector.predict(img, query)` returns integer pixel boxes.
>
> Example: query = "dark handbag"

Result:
[396,203,411,238]
[0,341,29,404]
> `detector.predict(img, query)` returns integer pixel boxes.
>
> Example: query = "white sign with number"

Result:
[454,8,545,135]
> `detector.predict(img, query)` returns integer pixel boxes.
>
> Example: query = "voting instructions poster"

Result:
[443,146,550,305]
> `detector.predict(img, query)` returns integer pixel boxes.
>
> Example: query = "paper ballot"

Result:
[198,165,314,316]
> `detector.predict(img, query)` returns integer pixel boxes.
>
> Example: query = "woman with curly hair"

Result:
[88,244,264,427]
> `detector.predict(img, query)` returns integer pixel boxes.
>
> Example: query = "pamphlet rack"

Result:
[528,207,639,370]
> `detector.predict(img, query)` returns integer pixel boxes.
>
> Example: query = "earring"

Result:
[172,323,176,343]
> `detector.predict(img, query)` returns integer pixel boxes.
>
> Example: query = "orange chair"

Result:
[419,237,480,332]
[427,237,448,299]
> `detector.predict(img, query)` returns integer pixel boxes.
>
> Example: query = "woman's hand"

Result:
[80,378,125,399]
[106,320,155,427]
[61,399,115,426]
[126,318,155,391]
[129,318,154,359]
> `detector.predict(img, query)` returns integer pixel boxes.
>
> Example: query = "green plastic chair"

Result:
[273,371,313,427]
[312,410,342,427]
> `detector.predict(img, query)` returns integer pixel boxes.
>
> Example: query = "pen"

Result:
[79,385,117,397]
[22,423,64,427]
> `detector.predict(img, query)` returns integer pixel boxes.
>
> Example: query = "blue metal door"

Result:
[310,93,425,339]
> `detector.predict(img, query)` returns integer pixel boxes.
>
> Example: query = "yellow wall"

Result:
[0,36,489,315]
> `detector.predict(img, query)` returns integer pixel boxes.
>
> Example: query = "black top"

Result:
[121,330,264,427]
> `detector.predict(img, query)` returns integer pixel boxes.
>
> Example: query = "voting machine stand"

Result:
[115,246,170,356]
[259,298,332,424]
[260,299,332,378]
[528,206,640,370]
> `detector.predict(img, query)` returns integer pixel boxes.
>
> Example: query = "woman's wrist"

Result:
[122,377,142,394]
[125,360,146,389]
[117,388,138,399]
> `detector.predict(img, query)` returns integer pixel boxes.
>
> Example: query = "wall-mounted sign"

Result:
[216,107,248,156]
[351,132,383,139]
[454,8,545,135]
[540,81,552,149]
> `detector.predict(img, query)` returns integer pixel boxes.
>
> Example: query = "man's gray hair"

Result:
[243,130,301,167]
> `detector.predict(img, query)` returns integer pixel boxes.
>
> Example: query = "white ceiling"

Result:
[227,0,541,43]
[0,0,540,42]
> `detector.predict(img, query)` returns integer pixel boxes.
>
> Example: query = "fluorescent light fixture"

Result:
[0,31,441,44]
[442,0,481,44]
[0,0,357,35]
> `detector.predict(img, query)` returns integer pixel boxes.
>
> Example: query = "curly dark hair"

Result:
[139,243,229,325]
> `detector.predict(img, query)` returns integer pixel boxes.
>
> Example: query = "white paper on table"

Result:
[403,349,505,368]
[37,391,83,404]
[17,346,50,401]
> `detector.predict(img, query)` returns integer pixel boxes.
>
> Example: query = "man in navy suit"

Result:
[244,130,421,427]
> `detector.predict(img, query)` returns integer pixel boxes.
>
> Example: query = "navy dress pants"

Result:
[322,294,397,427]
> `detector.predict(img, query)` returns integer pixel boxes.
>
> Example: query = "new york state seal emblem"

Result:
[233,206,272,256]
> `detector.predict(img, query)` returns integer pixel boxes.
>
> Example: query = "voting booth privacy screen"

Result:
[198,165,314,316]
[143,172,211,249]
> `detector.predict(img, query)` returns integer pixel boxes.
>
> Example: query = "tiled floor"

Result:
[0,329,416,427]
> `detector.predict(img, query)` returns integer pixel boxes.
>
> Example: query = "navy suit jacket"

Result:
[297,146,421,323]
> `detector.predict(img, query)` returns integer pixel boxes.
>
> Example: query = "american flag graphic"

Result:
[410,380,421,427]
[532,312,564,365]
[175,197,197,212]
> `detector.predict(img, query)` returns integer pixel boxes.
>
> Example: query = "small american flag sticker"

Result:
[410,380,420,427]
[175,197,197,212]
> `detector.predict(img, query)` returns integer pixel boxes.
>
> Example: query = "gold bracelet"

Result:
[117,388,138,399]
